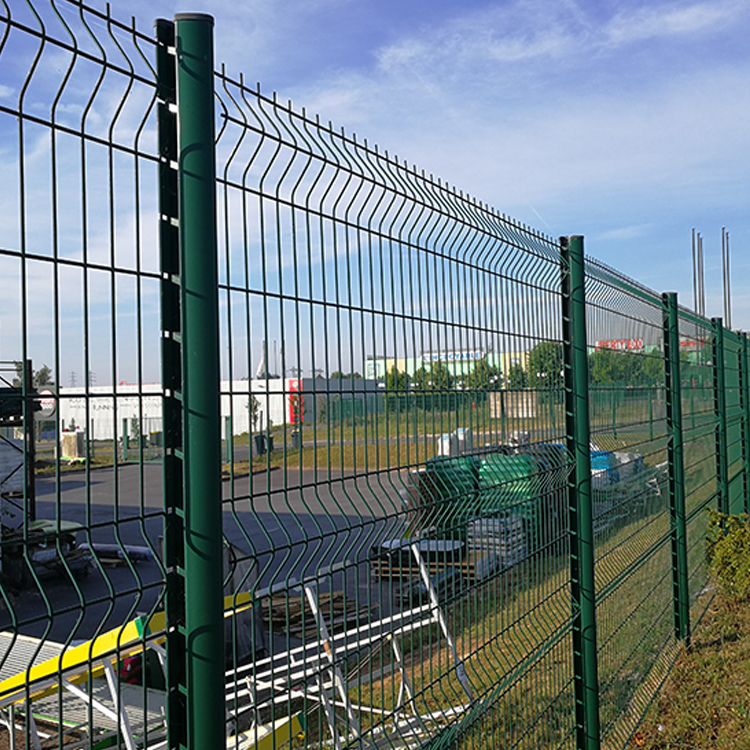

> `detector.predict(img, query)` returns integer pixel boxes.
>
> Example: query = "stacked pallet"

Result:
[466,516,526,569]
[260,591,375,638]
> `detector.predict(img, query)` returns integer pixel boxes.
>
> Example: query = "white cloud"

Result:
[593,224,653,242]
[373,0,749,82]
[606,1,745,45]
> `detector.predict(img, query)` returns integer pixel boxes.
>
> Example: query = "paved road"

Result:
[3,462,411,643]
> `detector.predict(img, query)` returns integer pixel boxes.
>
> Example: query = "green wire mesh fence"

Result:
[0,3,749,750]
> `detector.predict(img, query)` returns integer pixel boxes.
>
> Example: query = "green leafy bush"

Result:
[706,510,750,601]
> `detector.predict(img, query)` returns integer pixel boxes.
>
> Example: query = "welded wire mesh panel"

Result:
[678,315,717,517]
[721,329,746,516]
[583,260,678,746]
[213,70,577,749]
[2,3,744,749]
[0,1,166,747]
[677,313,717,666]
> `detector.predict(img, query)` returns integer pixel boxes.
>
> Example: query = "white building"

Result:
[56,377,382,441]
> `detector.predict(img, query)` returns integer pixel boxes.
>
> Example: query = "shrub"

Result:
[706,510,750,601]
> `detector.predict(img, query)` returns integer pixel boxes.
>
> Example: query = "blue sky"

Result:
[131,0,747,328]
[1,0,748,385]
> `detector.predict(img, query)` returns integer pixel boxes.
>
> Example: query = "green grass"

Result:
[633,591,750,750]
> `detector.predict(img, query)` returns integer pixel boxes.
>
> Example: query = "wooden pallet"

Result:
[260,591,375,638]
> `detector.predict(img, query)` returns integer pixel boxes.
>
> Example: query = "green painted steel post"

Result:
[663,293,691,643]
[712,318,729,515]
[174,14,224,750]
[225,415,233,464]
[741,334,750,514]
[500,390,506,442]
[691,384,695,431]
[648,386,653,441]
[560,235,600,750]
[612,390,617,440]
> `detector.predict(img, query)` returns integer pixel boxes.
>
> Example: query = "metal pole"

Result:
[612,389,617,440]
[174,14,224,750]
[691,228,697,314]
[698,232,706,317]
[560,235,600,750]
[648,386,653,441]
[691,382,696,431]
[712,318,729,515]
[23,360,36,522]
[663,293,690,643]
[726,232,731,330]
[225,415,233,464]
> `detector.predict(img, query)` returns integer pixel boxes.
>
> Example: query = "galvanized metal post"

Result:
[560,235,600,750]
[712,318,729,515]
[663,293,690,643]
[175,14,224,750]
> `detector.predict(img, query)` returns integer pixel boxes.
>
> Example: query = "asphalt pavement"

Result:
[3,460,410,643]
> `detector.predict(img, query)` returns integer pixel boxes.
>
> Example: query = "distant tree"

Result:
[590,348,663,385]
[12,362,54,388]
[412,362,454,411]
[506,363,527,389]
[641,350,665,384]
[248,394,261,434]
[412,362,453,392]
[590,348,626,384]
[330,371,363,379]
[527,342,563,390]
[385,366,410,392]
[465,359,501,391]
[384,366,410,413]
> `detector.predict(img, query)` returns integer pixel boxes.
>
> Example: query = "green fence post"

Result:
[225,415,233,464]
[648,386,653,441]
[741,334,750,515]
[560,235,600,750]
[500,389,506,442]
[174,13,224,750]
[690,384,696,431]
[612,389,617,440]
[155,16,187,750]
[663,293,691,643]
[712,318,729,515]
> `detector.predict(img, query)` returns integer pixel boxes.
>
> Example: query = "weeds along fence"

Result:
[1,4,749,750]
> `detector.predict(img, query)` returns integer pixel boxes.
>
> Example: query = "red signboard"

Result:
[595,339,644,351]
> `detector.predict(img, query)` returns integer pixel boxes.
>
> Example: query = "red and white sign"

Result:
[36,389,56,420]
[595,339,644,351]
[288,379,303,424]
[680,339,700,350]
